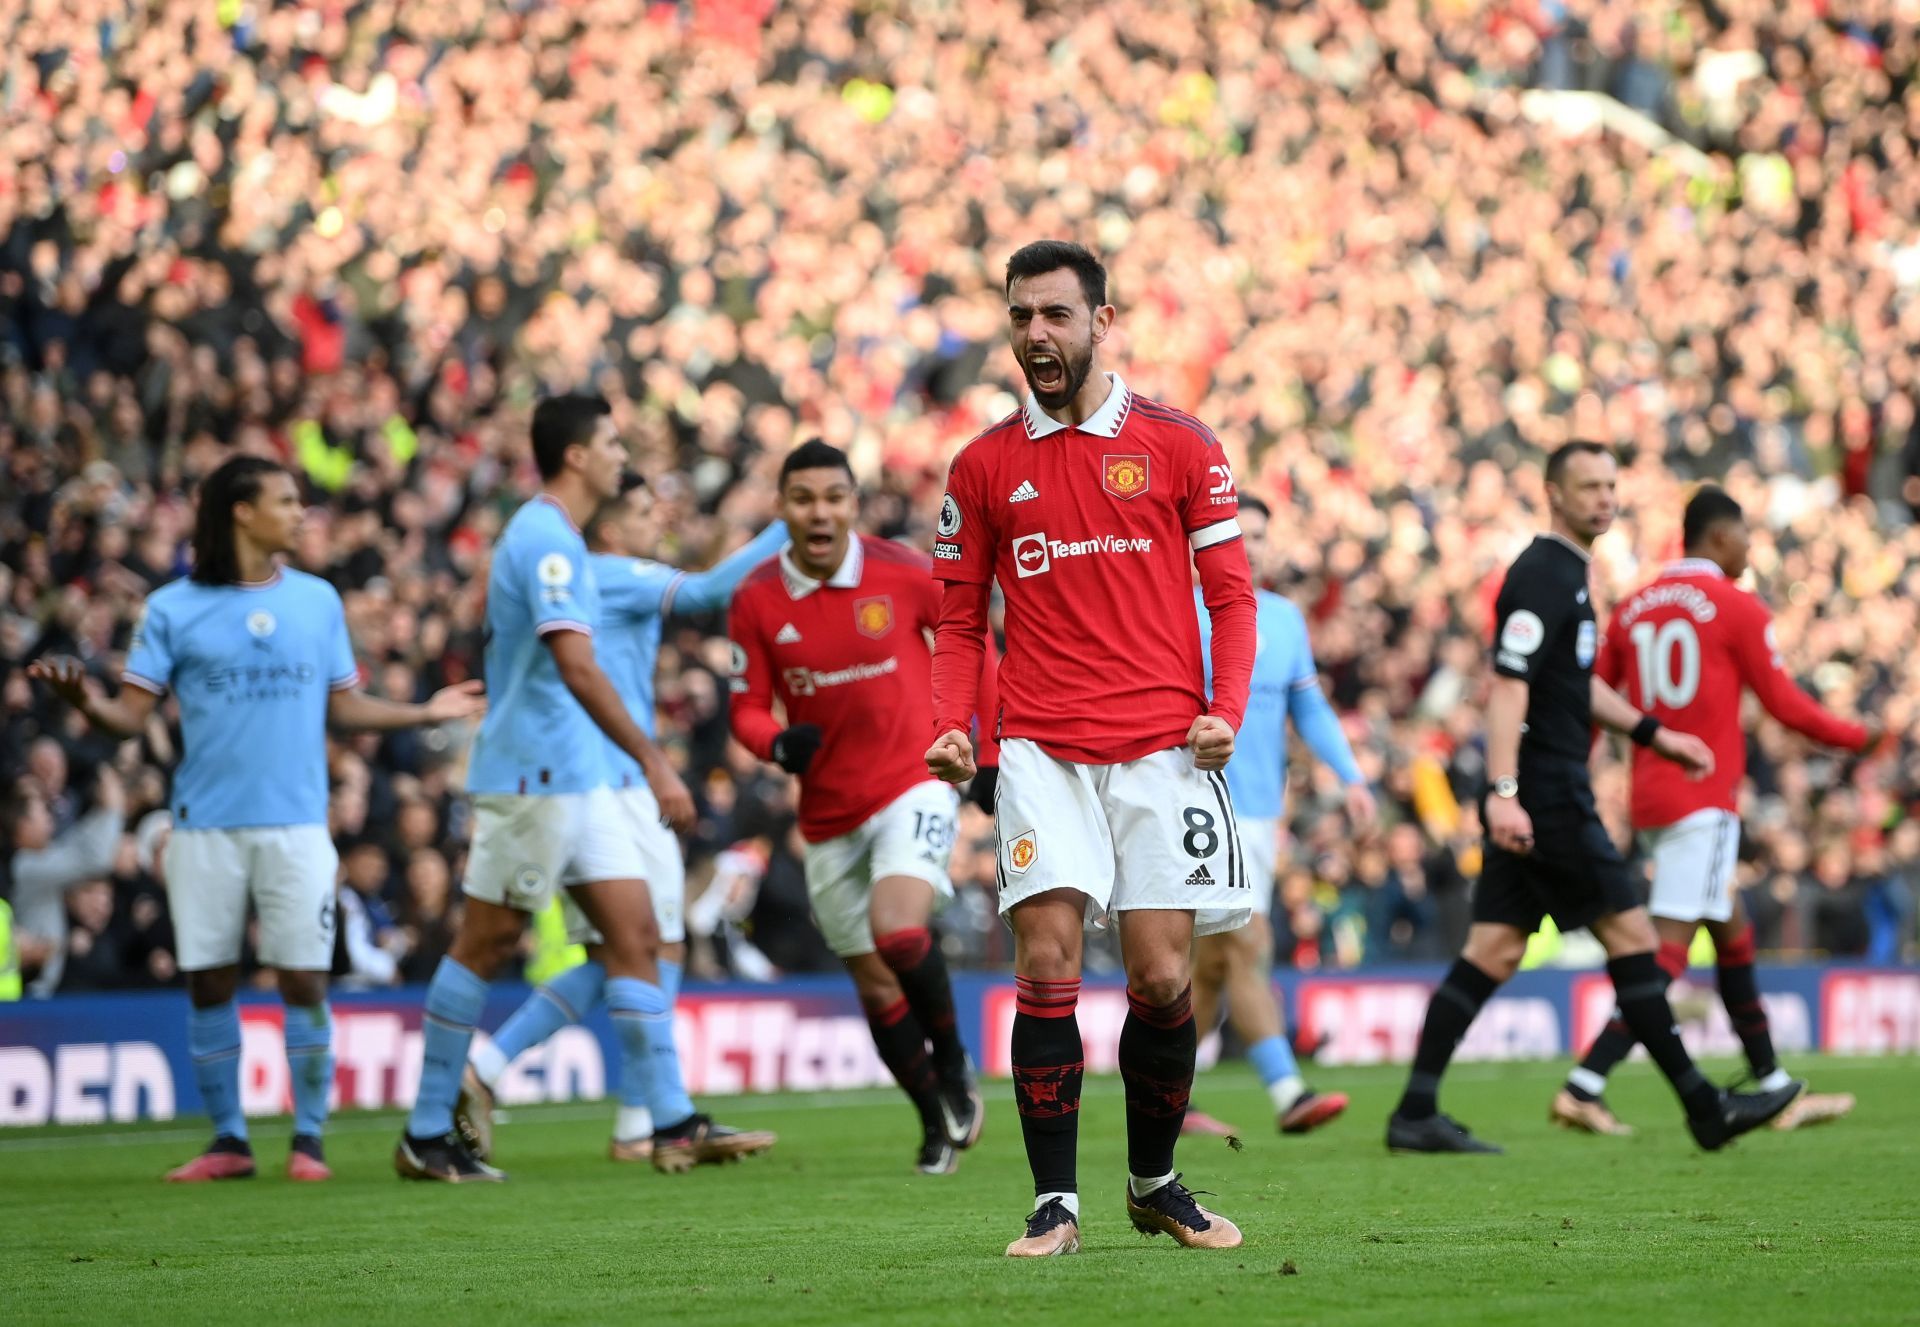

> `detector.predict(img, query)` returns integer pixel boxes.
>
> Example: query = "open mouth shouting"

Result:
[1025,348,1072,402]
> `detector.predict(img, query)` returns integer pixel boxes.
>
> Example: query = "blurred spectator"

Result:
[6,766,125,995]
[337,839,404,989]
[4,0,1918,982]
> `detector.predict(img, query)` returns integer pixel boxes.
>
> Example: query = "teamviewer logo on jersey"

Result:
[1013,533,1051,578]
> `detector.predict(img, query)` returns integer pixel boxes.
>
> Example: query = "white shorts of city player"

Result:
[802,780,960,958]
[463,786,647,919]
[1235,816,1280,919]
[1642,807,1741,925]
[993,738,1252,938]
[165,824,340,971]
[558,781,688,946]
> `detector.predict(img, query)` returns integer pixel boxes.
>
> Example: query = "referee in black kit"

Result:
[1385,442,1804,1153]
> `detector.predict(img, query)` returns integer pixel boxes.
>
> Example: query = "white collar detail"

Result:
[1542,530,1593,563]
[780,536,864,599]
[1663,558,1725,579]
[1022,372,1132,439]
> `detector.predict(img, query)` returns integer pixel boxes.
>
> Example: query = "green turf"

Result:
[2,1056,1915,1327]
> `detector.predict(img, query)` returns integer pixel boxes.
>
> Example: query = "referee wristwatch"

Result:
[1492,776,1520,800]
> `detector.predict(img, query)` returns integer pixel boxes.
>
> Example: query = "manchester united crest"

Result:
[854,595,894,639]
[1103,454,1150,501]
[1008,830,1037,875]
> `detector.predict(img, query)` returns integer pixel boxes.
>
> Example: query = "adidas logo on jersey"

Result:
[1183,864,1216,888]
[775,623,803,644]
[1009,480,1039,503]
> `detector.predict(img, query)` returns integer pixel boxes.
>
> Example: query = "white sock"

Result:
[1267,1074,1306,1114]
[1128,1171,1175,1199]
[469,1041,508,1091]
[614,1105,654,1142]
[1757,1068,1792,1093]
[1035,1190,1080,1219]
[1567,1067,1609,1098]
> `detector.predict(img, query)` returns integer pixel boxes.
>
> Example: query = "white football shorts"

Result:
[993,738,1252,938]
[463,787,646,916]
[559,782,688,946]
[165,824,338,972]
[802,781,959,958]
[1641,807,1741,925]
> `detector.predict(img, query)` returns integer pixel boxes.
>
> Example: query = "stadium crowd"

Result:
[5,0,1920,995]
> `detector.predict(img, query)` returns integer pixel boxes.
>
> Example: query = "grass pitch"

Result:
[3,1056,1914,1327]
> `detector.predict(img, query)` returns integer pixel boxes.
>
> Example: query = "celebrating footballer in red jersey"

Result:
[729,440,1000,1176]
[926,240,1257,1258]
[1555,486,1875,1136]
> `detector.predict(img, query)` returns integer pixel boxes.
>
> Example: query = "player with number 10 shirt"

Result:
[1552,485,1874,1135]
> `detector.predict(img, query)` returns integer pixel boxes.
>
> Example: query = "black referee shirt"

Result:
[1490,533,1597,766]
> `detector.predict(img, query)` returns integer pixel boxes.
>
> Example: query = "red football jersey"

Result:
[931,375,1255,765]
[728,534,998,843]
[1598,559,1869,829]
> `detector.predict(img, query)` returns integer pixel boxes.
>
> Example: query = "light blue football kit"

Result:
[123,568,358,1144]
[1197,586,1364,1099]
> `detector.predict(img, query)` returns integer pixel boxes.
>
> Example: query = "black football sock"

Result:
[1396,958,1500,1120]
[1119,984,1196,1188]
[865,996,942,1128]
[875,927,966,1079]
[1607,952,1720,1120]
[1568,1015,1636,1099]
[1714,925,1778,1080]
[1012,977,1083,1199]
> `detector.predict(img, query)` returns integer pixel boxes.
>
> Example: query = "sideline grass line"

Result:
[0,1085,910,1152]
[3,1055,1906,1152]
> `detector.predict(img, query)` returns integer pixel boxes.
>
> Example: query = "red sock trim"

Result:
[870,997,913,1028]
[1126,984,1194,1030]
[1654,940,1690,981]
[1015,976,1080,1019]
[874,926,933,970]
[1717,925,1756,968]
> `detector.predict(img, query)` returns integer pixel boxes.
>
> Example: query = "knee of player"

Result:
[1123,962,1191,1010]
[1016,937,1080,982]
[1462,928,1525,981]
[276,969,328,1007]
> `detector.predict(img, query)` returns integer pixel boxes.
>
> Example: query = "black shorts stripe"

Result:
[1206,771,1243,891]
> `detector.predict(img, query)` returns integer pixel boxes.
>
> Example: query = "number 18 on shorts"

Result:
[993,738,1252,938]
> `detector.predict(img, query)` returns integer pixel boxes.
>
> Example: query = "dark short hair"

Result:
[1544,440,1614,488]
[191,456,291,585]
[1237,494,1272,522]
[778,439,854,488]
[585,473,646,550]
[1683,485,1744,550]
[1005,240,1107,312]
[530,394,611,480]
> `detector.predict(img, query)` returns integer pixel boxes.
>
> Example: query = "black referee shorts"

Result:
[1474,776,1640,935]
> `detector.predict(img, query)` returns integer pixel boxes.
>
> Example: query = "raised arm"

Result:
[1732,598,1873,751]
[28,657,159,739]
[666,523,791,618]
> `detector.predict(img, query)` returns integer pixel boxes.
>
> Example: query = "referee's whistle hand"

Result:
[926,730,976,784]
[1487,797,1534,855]
[1653,729,1715,780]
[1188,715,1235,772]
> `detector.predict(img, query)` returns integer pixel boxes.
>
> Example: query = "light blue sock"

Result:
[606,975,694,1130]
[407,959,489,1138]
[491,960,606,1065]
[283,1003,333,1138]
[615,960,678,1110]
[188,1002,247,1142]
[1247,1034,1300,1088]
